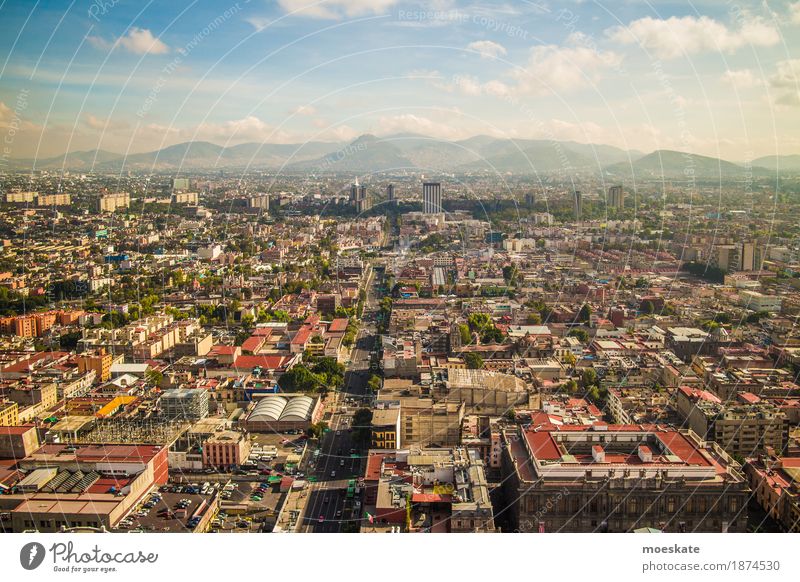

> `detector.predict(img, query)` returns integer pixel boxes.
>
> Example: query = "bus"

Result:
[346,479,356,499]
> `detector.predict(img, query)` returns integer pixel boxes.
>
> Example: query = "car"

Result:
[323,496,329,503]
[330,470,336,478]
[318,515,325,523]
[339,459,345,466]
[335,510,342,518]
[335,430,341,436]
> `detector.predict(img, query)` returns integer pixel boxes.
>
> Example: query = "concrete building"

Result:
[607,185,624,210]
[503,424,749,532]
[422,182,442,215]
[171,192,199,205]
[675,386,787,458]
[371,408,401,450]
[97,192,130,213]
[740,290,782,312]
[0,425,39,459]
[745,454,800,532]
[202,430,251,469]
[77,348,115,383]
[247,194,270,210]
[2,443,169,532]
[160,388,210,420]
[367,447,495,532]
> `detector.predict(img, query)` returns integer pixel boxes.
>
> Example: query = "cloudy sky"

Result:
[0,0,799,160]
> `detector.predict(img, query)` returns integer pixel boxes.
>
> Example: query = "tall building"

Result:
[350,178,371,213]
[97,193,130,213]
[423,181,442,214]
[247,194,270,210]
[524,192,535,207]
[573,190,582,221]
[607,185,624,210]
[387,183,396,205]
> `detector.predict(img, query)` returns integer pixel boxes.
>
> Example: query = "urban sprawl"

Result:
[1,170,799,535]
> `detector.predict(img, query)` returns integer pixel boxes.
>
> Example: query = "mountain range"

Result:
[7,133,799,178]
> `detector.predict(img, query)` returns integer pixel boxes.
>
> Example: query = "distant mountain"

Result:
[7,136,796,177]
[15,149,121,170]
[604,150,772,179]
[751,155,800,172]
[288,134,417,173]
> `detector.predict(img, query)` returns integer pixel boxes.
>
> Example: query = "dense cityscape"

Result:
[0,162,799,534]
[2,7,800,573]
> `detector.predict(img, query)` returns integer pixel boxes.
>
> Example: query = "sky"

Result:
[0,0,799,160]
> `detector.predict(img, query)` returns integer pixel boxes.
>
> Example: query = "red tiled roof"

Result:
[328,318,349,333]
[233,355,290,371]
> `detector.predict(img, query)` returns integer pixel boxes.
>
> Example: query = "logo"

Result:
[20,542,46,570]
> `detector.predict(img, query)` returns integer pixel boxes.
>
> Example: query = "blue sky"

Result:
[0,0,799,159]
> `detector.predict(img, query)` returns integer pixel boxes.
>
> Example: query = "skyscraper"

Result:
[387,184,396,205]
[350,178,371,212]
[423,182,442,214]
[573,190,582,221]
[607,185,624,210]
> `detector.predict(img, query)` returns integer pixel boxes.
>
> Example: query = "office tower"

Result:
[351,178,371,213]
[524,192,535,208]
[423,182,442,214]
[607,185,624,210]
[573,190,582,221]
[387,184,396,205]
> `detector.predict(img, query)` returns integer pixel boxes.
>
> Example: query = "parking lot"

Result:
[113,487,217,533]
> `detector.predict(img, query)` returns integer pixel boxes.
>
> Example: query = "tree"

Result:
[367,374,382,392]
[578,303,592,323]
[526,312,542,325]
[459,324,472,345]
[464,352,484,370]
[307,421,328,440]
[352,408,373,444]
[641,300,654,315]
[568,328,589,342]
[145,369,163,388]
[581,368,598,388]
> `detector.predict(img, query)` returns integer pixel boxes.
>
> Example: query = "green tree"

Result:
[463,352,484,370]
[568,328,589,342]
[578,304,592,323]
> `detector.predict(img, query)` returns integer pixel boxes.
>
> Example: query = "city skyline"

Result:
[0,0,799,161]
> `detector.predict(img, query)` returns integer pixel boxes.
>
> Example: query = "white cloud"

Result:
[88,28,170,55]
[190,116,291,142]
[770,59,800,106]
[721,69,762,88]
[467,40,507,59]
[607,15,779,59]
[512,43,621,95]
[276,0,399,19]
[245,16,272,32]
[291,105,317,116]
[770,59,800,88]
[791,2,800,24]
